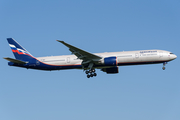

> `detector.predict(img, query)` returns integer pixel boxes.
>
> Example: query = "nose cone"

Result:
[174,54,177,59]
[172,54,177,60]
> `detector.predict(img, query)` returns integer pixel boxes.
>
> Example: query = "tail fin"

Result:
[7,38,34,61]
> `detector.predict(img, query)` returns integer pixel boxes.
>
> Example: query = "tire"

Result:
[92,69,95,73]
[87,75,90,78]
[162,67,165,70]
[93,73,97,76]
[90,74,93,77]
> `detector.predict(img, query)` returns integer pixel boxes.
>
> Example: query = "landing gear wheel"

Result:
[92,69,95,73]
[87,74,90,78]
[162,67,165,70]
[93,73,97,76]
[90,74,93,77]
[85,71,89,74]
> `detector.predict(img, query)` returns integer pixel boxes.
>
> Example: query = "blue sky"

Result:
[1,0,180,120]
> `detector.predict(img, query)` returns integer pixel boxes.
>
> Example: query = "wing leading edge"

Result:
[56,40,102,61]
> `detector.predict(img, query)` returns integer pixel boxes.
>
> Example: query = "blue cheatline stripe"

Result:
[9,60,83,70]
[11,47,17,50]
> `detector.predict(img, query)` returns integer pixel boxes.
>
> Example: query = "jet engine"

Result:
[101,66,119,74]
[103,57,117,66]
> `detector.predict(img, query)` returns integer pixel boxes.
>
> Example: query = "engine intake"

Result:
[104,57,117,66]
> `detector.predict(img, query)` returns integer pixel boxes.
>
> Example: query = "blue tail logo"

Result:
[7,38,34,61]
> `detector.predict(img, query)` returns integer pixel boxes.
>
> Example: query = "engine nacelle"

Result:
[101,66,119,74]
[103,57,117,66]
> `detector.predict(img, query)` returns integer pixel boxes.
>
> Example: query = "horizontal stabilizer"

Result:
[4,57,27,64]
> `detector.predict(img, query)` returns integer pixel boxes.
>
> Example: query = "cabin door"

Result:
[135,53,139,58]
[67,57,70,63]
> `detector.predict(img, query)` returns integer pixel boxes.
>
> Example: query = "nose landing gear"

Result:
[162,62,167,70]
[162,66,165,70]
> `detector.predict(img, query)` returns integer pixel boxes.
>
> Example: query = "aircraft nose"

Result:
[174,54,177,59]
[172,54,177,59]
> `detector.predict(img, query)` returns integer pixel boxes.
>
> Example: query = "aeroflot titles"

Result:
[140,51,157,54]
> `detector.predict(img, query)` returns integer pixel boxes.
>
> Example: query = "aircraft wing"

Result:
[57,40,102,61]
[4,57,27,64]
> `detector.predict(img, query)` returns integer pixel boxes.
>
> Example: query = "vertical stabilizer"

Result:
[7,38,34,61]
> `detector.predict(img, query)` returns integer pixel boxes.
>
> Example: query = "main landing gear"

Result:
[83,62,97,78]
[85,69,97,78]
[162,62,167,70]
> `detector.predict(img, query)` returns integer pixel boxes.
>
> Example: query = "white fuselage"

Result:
[36,49,177,69]
[5,38,177,77]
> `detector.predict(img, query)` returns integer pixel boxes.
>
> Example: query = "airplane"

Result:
[4,38,177,78]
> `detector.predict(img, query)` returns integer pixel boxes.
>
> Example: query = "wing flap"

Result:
[4,57,27,64]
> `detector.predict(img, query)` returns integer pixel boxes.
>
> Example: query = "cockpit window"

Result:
[170,53,174,54]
